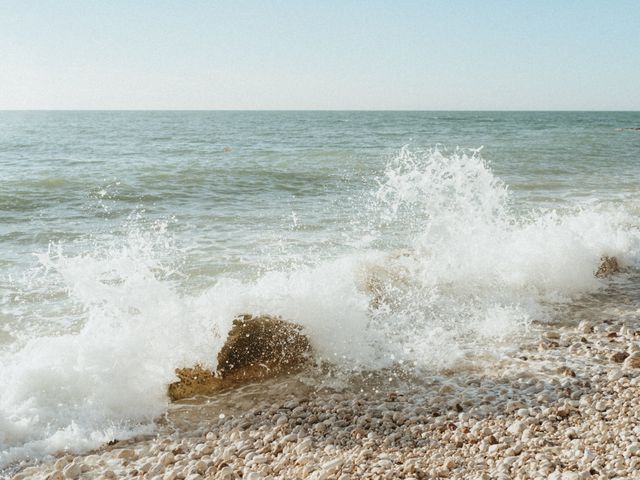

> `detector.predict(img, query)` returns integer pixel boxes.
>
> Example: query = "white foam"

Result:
[2,147,639,466]
[0,231,224,466]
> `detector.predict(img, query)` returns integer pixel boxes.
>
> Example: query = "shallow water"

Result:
[1,111,640,466]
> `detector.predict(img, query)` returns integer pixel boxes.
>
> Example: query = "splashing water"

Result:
[379,147,638,352]
[1,146,639,467]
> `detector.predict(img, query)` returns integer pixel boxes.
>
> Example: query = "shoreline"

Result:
[2,110,639,480]
[8,303,640,479]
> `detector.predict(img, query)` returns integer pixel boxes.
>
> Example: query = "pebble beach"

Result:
[9,289,640,480]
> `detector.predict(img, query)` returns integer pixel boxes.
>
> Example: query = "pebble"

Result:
[322,458,344,471]
[53,458,70,471]
[117,449,137,461]
[507,421,524,436]
[608,369,624,382]
[594,401,607,412]
[626,442,640,457]
[577,321,593,334]
[561,472,579,480]
[544,330,561,340]
[625,352,640,368]
[610,351,629,363]
[159,452,175,466]
[61,463,81,479]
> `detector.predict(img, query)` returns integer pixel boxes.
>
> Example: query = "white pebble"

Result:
[507,421,524,436]
[62,463,81,480]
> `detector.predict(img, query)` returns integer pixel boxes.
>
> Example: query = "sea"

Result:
[1,111,639,468]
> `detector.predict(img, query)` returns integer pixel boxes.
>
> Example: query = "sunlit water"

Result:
[1,111,640,466]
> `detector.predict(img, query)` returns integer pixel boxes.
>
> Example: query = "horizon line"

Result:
[1,108,639,113]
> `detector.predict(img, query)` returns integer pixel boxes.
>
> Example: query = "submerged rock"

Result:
[595,256,620,278]
[168,314,312,400]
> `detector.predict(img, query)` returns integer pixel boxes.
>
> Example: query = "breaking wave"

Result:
[1,147,639,466]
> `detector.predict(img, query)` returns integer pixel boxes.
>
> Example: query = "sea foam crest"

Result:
[363,147,638,363]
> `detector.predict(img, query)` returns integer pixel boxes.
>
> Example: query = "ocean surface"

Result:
[1,111,640,467]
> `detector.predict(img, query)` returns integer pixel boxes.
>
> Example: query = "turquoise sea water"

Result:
[2,111,640,271]
[1,111,640,465]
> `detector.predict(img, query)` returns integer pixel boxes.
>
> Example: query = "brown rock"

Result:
[538,341,559,351]
[595,256,620,278]
[610,351,629,363]
[624,352,640,369]
[168,314,312,400]
[168,365,220,401]
[557,367,576,377]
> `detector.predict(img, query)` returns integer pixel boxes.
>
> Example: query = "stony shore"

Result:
[9,308,640,480]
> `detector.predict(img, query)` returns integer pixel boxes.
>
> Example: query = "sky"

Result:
[0,1,638,110]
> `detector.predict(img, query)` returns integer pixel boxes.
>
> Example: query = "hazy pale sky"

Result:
[1,1,638,110]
